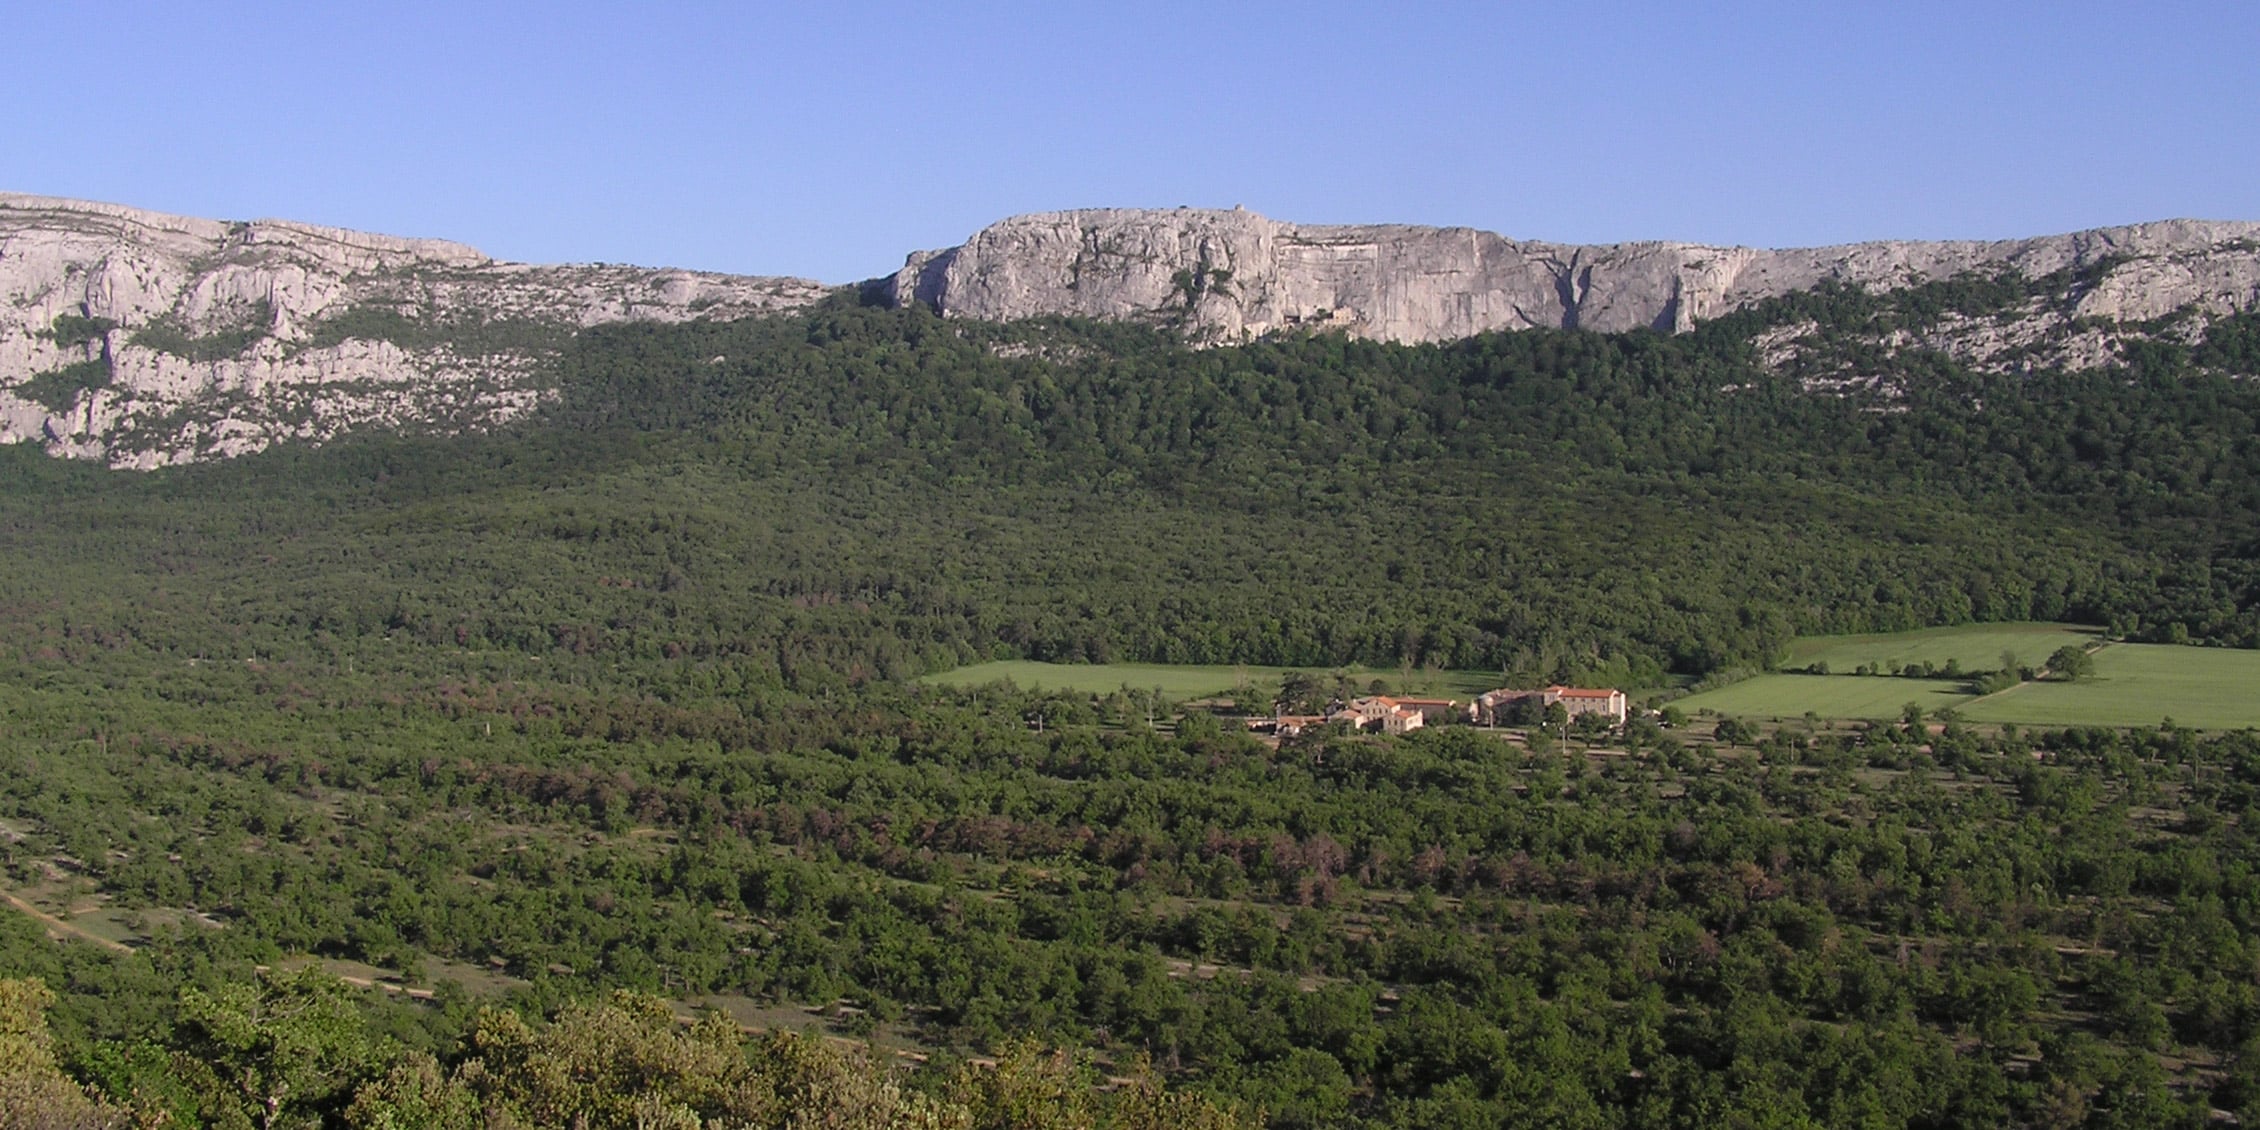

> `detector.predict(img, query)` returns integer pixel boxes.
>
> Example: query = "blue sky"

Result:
[5,2,2254,282]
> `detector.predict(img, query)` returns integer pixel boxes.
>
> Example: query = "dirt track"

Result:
[1,891,132,953]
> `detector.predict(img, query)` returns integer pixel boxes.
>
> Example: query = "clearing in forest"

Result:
[1684,625,2260,729]
[1959,644,2260,730]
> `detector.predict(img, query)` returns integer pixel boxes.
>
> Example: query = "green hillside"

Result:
[4,275,2260,1125]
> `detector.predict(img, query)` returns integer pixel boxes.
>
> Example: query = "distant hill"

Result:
[4,192,2258,467]
[0,193,832,467]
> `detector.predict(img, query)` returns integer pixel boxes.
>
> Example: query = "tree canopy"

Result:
[1,272,2259,1126]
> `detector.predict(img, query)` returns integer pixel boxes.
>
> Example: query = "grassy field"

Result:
[1684,628,2260,729]
[1785,622,2099,673]
[921,660,1505,699]
[1959,644,2260,729]
[1673,675,1975,721]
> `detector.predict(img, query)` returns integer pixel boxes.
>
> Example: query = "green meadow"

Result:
[1672,674,1976,721]
[1956,644,2260,729]
[1682,624,2260,729]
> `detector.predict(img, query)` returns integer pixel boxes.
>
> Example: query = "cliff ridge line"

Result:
[880,207,2260,343]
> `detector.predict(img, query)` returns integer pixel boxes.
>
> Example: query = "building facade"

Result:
[1475,685,1628,726]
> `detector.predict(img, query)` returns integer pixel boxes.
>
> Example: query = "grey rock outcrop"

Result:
[883,208,2260,344]
[0,193,833,467]
[8,191,2260,470]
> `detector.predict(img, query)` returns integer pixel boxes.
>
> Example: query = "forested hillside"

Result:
[8,267,2260,688]
[3,271,2260,1126]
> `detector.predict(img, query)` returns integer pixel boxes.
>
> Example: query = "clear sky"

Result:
[5,2,2254,282]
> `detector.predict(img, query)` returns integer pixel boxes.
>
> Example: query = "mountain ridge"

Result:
[882,206,2260,343]
[5,192,2258,468]
[0,192,831,468]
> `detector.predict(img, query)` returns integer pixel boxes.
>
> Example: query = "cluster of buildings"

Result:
[1475,685,1629,726]
[1249,685,1628,738]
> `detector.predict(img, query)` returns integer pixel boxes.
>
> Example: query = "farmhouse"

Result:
[1327,699,1413,734]
[1342,695,1472,733]
[1552,686,1628,723]
[1250,695,1468,738]
[1475,685,1628,726]
[1250,714,1330,737]
[1248,687,1643,740]
[1381,697,1467,723]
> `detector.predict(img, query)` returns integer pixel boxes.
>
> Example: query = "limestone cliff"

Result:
[8,192,2260,470]
[883,207,2260,345]
[0,194,832,468]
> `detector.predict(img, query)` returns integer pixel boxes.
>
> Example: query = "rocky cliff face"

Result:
[0,194,832,468]
[8,193,2260,469]
[884,207,2260,346]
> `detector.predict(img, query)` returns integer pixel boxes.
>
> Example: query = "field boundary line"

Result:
[1961,639,2115,710]
[1960,680,2033,710]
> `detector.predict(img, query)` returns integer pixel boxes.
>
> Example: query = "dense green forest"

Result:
[11,266,2260,689]
[3,269,2260,1125]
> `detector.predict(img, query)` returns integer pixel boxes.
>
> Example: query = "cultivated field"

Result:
[922,660,1504,699]
[1685,625,2260,729]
